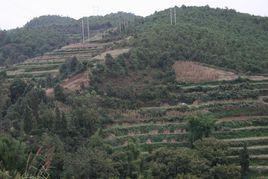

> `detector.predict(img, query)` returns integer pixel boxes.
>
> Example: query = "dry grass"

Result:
[7,69,59,76]
[247,75,268,81]
[62,42,102,49]
[93,48,130,60]
[25,55,65,63]
[172,61,238,83]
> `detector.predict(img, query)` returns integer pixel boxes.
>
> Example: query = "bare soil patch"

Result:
[62,42,104,49]
[45,88,54,96]
[172,61,238,83]
[61,71,90,91]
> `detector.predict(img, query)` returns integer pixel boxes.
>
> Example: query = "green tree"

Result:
[210,164,240,179]
[239,143,250,178]
[194,138,229,167]
[146,148,207,178]
[38,104,55,131]
[0,71,7,79]
[187,114,216,146]
[54,85,65,102]
[71,106,99,137]
[9,79,27,103]
[59,56,83,79]
[111,138,142,178]
[64,146,116,178]
[0,135,27,173]
[54,108,68,136]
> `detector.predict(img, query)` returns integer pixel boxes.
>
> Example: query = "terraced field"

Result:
[2,30,267,177]
[5,37,130,80]
[103,78,268,177]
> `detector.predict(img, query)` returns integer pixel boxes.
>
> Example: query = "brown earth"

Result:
[60,71,90,91]
[45,88,54,96]
[172,61,238,83]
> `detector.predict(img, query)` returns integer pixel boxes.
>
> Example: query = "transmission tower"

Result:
[81,19,85,43]
[170,6,177,25]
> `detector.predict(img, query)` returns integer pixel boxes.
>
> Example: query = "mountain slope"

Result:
[131,6,268,74]
[0,12,140,66]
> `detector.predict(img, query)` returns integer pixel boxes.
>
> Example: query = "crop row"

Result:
[214,127,268,139]
[107,127,268,147]
[109,101,265,126]
[106,116,268,137]
[228,155,268,166]
[216,116,268,129]
[224,137,268,147]
[229,146,268,156]
[104,122,187,137]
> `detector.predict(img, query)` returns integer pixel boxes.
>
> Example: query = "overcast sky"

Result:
[1,0,268,30]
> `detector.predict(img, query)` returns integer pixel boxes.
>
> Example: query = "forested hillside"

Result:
[131,6,268,74]
[0,12,139,66]
[0,5,268,179]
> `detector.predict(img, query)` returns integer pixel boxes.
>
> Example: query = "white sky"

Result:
[1,0,268,30]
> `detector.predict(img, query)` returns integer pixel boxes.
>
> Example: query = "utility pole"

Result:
[87,17,90,39]
[81,19,85,43]
[170,8,173,25]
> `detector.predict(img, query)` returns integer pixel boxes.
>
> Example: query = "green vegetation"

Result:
[239,143,250,178]
[187,114,216,145]
[0,5,267,178]
[59,56,85,79]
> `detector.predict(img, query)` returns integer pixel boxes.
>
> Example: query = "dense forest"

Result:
[0,5,268,179]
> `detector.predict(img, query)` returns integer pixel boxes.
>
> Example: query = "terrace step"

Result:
[231,126,268,131]
[223,136,268,142]
[231,145,268,150]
